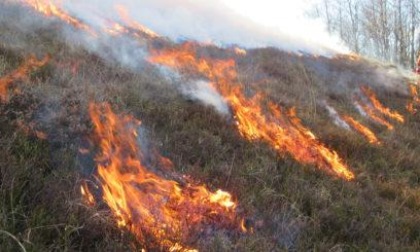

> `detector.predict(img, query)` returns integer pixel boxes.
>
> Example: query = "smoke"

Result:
[354,102,368,118]
[323,102,351,130]
[2,0,353,114]
[181,81,229,114]
[222,0,347,55]
[36,0,347,56]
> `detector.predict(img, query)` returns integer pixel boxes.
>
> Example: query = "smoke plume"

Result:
[26,0,348,56]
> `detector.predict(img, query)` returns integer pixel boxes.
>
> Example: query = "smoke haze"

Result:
[22,0,348,56]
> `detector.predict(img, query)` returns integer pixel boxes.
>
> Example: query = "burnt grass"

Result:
[0,26,420,251]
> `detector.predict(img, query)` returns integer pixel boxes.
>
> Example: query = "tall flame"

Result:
[84,102,242,250]
[407,84,419,114]
[341,115,381,145]
[360,86,405,123]
[0,54,50,102]
[149,43,354,181]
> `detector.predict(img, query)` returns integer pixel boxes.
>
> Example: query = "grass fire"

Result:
[1,1,420,251]
[82,102,244,251]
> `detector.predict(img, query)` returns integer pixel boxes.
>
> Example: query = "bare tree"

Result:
[312,0,420,68]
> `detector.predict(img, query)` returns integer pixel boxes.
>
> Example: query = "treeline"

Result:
[311,0,419,68]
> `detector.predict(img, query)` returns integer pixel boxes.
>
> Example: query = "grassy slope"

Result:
[0,25,419,251]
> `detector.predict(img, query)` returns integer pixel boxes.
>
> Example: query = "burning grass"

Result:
[341,115,381,145]
[354,100,395,130]
[149,43,354,181]
[23,0,93,33]
[407,84,419,114]
[0,54,49,101]
[82,102,244,251]
[360,86,405,123]
[1,5,420,251]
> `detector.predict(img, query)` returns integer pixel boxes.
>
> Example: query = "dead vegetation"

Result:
[0,20,419,252]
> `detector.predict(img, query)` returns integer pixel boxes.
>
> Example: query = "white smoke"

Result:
[323,102,351,130]
[151,65,229,113]
[182,81,229,114]
[222,0,348,55]
[41,0,347,56]
[7,0,350,115]
[354,102,368,118]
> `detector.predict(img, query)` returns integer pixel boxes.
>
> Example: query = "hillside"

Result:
[1,2,420,251]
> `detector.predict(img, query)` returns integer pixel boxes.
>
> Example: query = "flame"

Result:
[81,181,96,207]
[334,53,361,62]
[360,86,405,123]
[233,47,247,56]
[115,5,159,38]
[22,0,160,39]
[342,115,380,145]
[407,84,419,114]
[104,22,130,37]
[83,102,242,250]
[354,100,394,130]
[23,0,94,33]
[22,0,160,42]
[0,54,50,102]
[149,43,354,181]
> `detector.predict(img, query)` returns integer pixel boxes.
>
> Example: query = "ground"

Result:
[0,12,420,252]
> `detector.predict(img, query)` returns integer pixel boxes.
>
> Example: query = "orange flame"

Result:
[334,53,361,62]
[115,5,159,38]
[0,54,49,102]
[80,181,96,207]
[23,0,94,33]
[83,102,242,250]
[22,1,161,42]
[149,43,354,181]
[354,100,394,130]
[342,115,381,145]
[233,47,247,56]
[360,86,405,123]
[104,22,130,37]
[407,84,419,114]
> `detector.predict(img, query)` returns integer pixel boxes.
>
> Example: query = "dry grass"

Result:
[0,21,419,252]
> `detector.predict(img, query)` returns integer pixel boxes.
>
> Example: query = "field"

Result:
[1,4,420,251]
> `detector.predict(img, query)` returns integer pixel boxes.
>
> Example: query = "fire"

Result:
[22,0,159,39]
[115,5,159,38]
[22,0,93,33]
[407,84,419,114]
[149,43,354,181]
[80,181,95,206]
[360,86,405,123]
[233,47,247,56]
[354,100,394,130]
[334,53,361,62]
[83,102,243,250]
[342,115,380,145]
[0,54,50,102]
[105,22,130,37]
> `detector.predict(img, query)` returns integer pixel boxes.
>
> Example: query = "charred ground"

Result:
[1,15,420,252]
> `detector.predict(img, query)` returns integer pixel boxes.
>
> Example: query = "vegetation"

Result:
[311,0,420,68]
[1,18,420,252]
